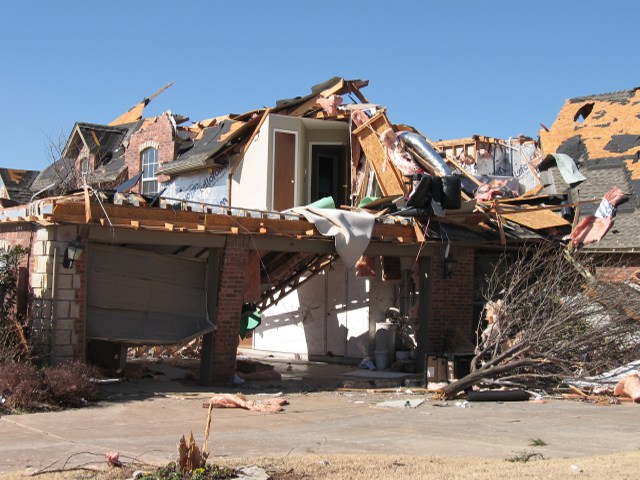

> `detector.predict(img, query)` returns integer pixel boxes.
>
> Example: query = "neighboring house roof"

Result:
[540,87,640,251]
[540,87,640,161]
[573,159,639,251]
[569,87,640,105]
[0,168,39,204]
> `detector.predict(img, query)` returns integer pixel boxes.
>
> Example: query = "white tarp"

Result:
[286,207,375,268]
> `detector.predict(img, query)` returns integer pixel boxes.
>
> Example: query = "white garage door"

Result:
[87,244,213,344]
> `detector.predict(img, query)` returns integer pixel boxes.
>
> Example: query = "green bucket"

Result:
[239,305,261,339]
[306,196,335,209]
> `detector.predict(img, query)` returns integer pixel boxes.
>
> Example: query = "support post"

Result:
[200,248,222,386]
[415,256,431,373]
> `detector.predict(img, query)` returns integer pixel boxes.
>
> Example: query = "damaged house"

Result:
[1,77,622,385]
[0,168,39,206]
[538,86,640,281]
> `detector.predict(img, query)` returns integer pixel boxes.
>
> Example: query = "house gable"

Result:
[124,112,176,194]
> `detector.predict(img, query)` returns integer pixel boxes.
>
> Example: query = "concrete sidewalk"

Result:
[1,373,639,473]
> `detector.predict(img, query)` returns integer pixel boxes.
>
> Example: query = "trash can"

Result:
[374,322,395,369]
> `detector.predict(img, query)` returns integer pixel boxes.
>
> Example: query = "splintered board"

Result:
[501,208,570,230]
[353,110,405,196]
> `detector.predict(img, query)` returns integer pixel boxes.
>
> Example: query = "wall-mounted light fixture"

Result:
[63,238,84,269]
[443,255,456,278]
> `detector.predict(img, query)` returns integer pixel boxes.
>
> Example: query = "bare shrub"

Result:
[0,361,101,412]
[43,360,101,407]
[0,362,46,412]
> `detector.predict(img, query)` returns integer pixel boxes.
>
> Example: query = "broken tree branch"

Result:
[441,242,640,398]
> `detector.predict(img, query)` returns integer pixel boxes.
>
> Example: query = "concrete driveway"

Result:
[1,367,639,473]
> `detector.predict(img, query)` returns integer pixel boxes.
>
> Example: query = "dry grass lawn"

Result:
[1,452,638,480]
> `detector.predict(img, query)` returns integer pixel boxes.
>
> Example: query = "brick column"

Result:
[29,225,85,364]
[212,235,250,385]
[428,246,475,353]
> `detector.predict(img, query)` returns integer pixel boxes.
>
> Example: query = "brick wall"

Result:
[212,235,250,384]
[594,253,640,283]
[427,246,475,353]
[71,145,94,190]
[0,223,35,251]
[124,113,175,192]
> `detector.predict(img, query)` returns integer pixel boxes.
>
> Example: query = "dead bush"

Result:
[0,362,47,412]
[0,360,101,412]
[43,360,101,407]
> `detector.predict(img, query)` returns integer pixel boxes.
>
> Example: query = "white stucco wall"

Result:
[253,271,326,356]
[230,115,271,210]
[254,259,397,359]
[230,114,350,210]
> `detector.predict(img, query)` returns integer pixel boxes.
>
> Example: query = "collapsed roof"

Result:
[17,78,638,251]
[539,87,640,251]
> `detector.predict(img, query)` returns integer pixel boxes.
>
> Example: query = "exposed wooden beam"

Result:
[50,199,420,242]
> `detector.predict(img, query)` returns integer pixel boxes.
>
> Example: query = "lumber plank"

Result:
[84,185,92,223]
[494,203,507,246]
[286,96,322,117]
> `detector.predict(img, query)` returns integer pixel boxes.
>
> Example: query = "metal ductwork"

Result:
[398,131,453,177]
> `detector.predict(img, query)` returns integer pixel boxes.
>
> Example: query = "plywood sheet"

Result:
[539,89,640,159]
[353,111,404,196]
[502,208,570,230]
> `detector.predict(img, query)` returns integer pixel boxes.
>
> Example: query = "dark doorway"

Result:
[310,145,348,206]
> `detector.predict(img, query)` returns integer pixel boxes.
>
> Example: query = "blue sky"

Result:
[2,0,638,171]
